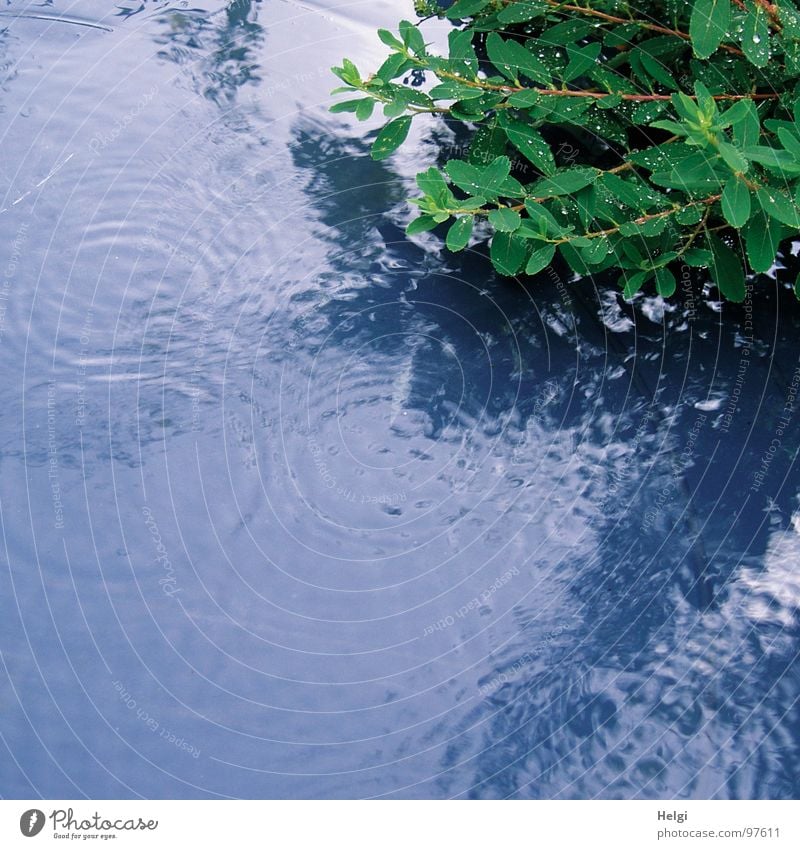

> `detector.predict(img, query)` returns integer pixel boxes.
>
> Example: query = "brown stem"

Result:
[433,69,779,102]
[531,0,745,56]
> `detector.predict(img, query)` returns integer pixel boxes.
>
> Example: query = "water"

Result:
[1,1,799,799]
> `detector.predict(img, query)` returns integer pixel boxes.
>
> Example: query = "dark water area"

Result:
[1,1,799,800]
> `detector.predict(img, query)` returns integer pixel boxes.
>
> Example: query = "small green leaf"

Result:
[377,29,404,51]
[717,140,748,173]
[708,233,746,301]
[721,178,751,228]
[488,208,522,232]
[689,0,731,59]
[446,216,474,251]
[744,209,785,272]
[621,270,651,300]
[371,116,412,160]
[398,20,425,55]
[795,274,800,301]
[655,267,677,298]
[355,98,375,121]
[532,168,599,197]
[491,232,528,276]
[742,4,770,68]
[525,243,556,275]
[497,1,548,24]
[498,115,556,175]
[756,188,800,228]
[407,215,439,236]
[445,0,489,19]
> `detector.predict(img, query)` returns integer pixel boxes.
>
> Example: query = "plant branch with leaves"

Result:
[332,0,800,301]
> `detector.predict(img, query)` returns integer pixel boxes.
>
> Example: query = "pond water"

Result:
[1,0,799,799]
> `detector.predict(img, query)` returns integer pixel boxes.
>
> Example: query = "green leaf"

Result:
[498,115,556,175]
[532,167,599,197]
[330,98,369,114]
[485,32,551,86]
[407,215,439,235]
[717,140,748,173]
[756,188,800,228]
[742,4,770,68]
[708,233,746,301]
[398,20,425,55]
[488,208,522,232]
[741,145,800,174]
[795,274,800,301]
[497,1,548,24]
[371,116,412,160]
[416,167,450,205]
[377,29,404,51]
[446,216,474,251]
[524,199,568,237]
[355,98,375,121]
[721,178,751,228]
[446,156,510,199]
[621,270,651,300]
[506,90,541,108]
[491,232,528,275]
[732,100,760,149]
[525,243,556,275]
[445,0,489,19]
[689,0,731,60]
[655,267,677,297]
[683,248,713,267]
[744,209,785,272]
[563,43,601,83]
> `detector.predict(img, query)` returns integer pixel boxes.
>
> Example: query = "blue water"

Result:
[1,0,799,799]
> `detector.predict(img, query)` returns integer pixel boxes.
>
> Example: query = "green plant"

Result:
[331,0,800,302]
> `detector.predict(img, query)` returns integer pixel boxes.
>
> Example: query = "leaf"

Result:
[742,4,770,68]
[717,140,747,173]
[744,209,785,272]
[621,270,651,300]
[445,0,489,19]
[355,98,375,121]
[491,232,528,275]
[756,188,800,228]
[524,199,568,237]
[525,244,556,275]
[532,167,599,197]
[563,43,601,83]
[398,20,425,55]
[497,1,548,24]
[446,156,510,199]
[498,115,556,175]
[377,29,404,50]
[732,100,760,149]
[416,167,450,205]
[741,145,800,174]
[488,208,522,232]
[795,274,800,301]
[689,0,731,60]
[330,98,369,114]
[485,32,551,86]
[721,178,751,228]
[708,234,746,301]
[655,267,677,297]
[371,116,412,160]
[407,215,439,235]
[446,216,474,251]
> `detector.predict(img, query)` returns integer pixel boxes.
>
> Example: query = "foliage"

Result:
[331,0,800,302]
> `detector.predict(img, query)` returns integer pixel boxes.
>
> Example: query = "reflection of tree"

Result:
[287,115,800,798]
[152,0,264,106]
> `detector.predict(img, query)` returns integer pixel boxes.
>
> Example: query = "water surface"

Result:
[1,0,799,799]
